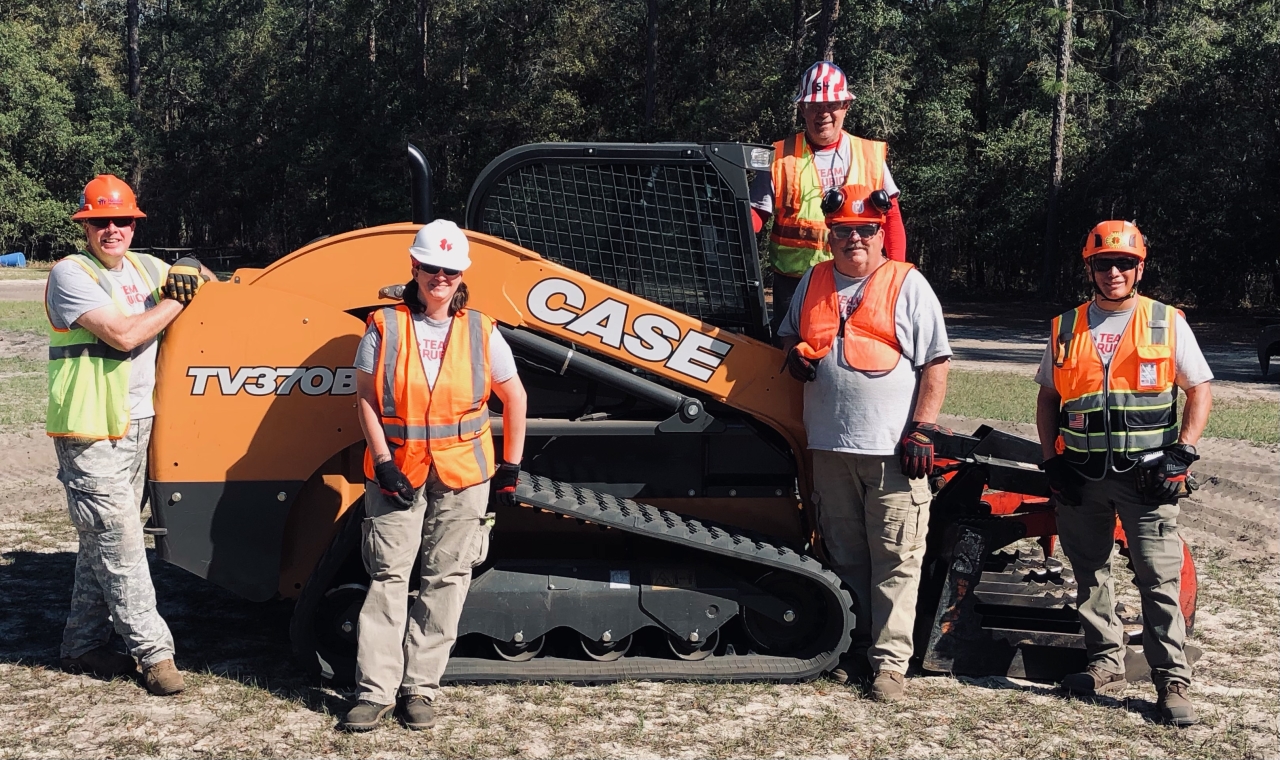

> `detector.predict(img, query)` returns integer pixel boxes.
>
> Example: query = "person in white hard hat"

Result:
[750,61,908,342]
[341,220,528,732]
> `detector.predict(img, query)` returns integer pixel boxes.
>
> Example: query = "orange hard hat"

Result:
[822,184,890,226]
[1082,220,1145,260]
[71,174,146,220]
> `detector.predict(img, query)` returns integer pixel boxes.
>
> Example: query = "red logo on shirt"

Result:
[121,283,148,307]
[418,337,445,363]
[1094,332,1122,357]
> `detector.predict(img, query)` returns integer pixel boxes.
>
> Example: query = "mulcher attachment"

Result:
[914,426,1198,681]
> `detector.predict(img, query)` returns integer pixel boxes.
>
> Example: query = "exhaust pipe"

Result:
[408,142,432,223]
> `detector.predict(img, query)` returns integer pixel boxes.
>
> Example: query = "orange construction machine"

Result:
[147,143,1195,684]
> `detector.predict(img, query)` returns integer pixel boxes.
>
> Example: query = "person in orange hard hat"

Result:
[751,61,908,343]
[777,185,951,701]
[341,219,528,732]
[48,174,212,696]
[1034,221,1213,727]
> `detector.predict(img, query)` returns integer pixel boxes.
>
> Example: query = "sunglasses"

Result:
[415,264,461,277]
[1089,256,1140,273]
[829,223,881,241]
[85,217,136,229]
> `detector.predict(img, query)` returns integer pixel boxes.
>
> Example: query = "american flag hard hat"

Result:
[795,61,855,103]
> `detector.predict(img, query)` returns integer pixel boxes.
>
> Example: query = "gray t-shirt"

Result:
[355,313,517,389]
[750,134,900,216]
[778,265,952,455]
[46,255,167,419]
[1034,302,1214,390]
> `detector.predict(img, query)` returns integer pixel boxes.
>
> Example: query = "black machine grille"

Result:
[474,161,762,335]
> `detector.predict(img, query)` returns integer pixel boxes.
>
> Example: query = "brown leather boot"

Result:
[61,647,137,679]
[870,670,906,702]
[1060,665,1127,696]
[1157,682,1199,727]
[142,659,185,696]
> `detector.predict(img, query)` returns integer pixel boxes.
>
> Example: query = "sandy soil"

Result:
[0,280,46,302]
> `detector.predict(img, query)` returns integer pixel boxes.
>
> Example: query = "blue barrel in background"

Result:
[0,252,27,267]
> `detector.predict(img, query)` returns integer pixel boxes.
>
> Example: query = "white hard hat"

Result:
[795,61,854,104]
[409,219,471,271]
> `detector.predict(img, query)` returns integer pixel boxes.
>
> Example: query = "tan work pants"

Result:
[354,470,493,705]
[1056,469,1191,687]
[812,450,932,674]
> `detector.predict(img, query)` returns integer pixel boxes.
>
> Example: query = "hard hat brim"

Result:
[409,249,472,271]
[71,209,147,220]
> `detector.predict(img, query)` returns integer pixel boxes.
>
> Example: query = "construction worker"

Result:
[778,185,951,701]
[342,219,528,732]
[47,174,211,695]
[1034,221,1212,727]
[751,60,908,342]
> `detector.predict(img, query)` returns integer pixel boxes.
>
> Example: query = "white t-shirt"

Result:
[1034,302,1214,391]
[355,313,517,389]
[750,134,900,216]
[777,265,952,455]
[46,255,167,419]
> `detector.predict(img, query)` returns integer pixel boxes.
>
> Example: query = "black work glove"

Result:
[1041,455,1082,507]
[900,421,949,480]
[784,347,818,382]
[373,460,416,509]
[163,256,207,304]
[1139,443,1199,503]
[491,462,521,509]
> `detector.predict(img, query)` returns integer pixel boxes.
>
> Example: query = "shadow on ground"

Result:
[0,548,347,717]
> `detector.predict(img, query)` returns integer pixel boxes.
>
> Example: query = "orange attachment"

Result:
[1082,220,1146,260]
[822,182,888,225]
[72,174,147,219]
[361,304,497,490]
[794,259,913,372]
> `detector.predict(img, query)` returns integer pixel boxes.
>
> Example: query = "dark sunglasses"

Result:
[1089,256,1140,273]
[85,217,136,229]
[415,263,461,277]
[829,223,881,241]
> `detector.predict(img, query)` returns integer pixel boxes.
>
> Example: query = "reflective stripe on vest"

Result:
[46,251,165,440]
[794,259,912,373]
[1051,296,1179,478]
[767,131,887,277]
[362,305,497,490]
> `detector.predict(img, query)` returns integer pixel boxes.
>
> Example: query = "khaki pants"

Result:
[354,470,493,705]
[56,417,176,667]
[812,450,932,674]
[1057,469,1191,687]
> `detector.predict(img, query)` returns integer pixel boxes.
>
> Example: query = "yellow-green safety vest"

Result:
[46,251,166,440]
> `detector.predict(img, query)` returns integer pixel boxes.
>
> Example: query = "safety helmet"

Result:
[795,61,854,104]
[72,174,146,220]
[822,184,890,225]
[1082,220,1146,261]
[409,219,471,272]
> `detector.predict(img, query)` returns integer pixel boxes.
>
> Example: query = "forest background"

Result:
[1,0,1276,305]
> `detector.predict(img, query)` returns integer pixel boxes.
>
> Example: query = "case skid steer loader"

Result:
[147,143,1196,685]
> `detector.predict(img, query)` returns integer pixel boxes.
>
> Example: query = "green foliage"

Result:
[0,0,1275,307]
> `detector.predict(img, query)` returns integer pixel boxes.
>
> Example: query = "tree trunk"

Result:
[792,0,807,76]
[1106,0,1124,117]
[644,0,657,131]
[305,0,315,74]
[127,0,141,104]
[1040,0,1073,296]
[367,1,377,64]
[416,0,431,82]
[815,0,839,63]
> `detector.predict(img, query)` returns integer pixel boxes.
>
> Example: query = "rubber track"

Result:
[441,474,855,684]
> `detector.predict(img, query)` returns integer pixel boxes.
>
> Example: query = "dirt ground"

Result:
[0,286,1277,758]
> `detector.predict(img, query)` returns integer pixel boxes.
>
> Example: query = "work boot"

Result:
[870,669,906,702]
[339,701,394,732]
[1157,683,1199,727]
[142,659,185,696]
[399,695,436,730]
[827,653,872,686]
[60,647,137,679]
[1060,665,1127,696]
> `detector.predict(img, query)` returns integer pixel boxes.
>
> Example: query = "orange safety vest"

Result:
[768,131,887,276]
[1051,296,1180,479]
[362,305,497,490]
[794,259,913,372]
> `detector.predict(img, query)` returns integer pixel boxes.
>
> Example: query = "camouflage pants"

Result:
[56,417,175,667]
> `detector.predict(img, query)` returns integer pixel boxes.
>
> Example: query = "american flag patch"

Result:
[1068,412,1086,430]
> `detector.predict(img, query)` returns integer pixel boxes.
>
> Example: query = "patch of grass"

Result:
[0,356,42,374]
[0,372,45,428]
[944,369,1280,444]
[0,300,47,333]
[0,264,52,280]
